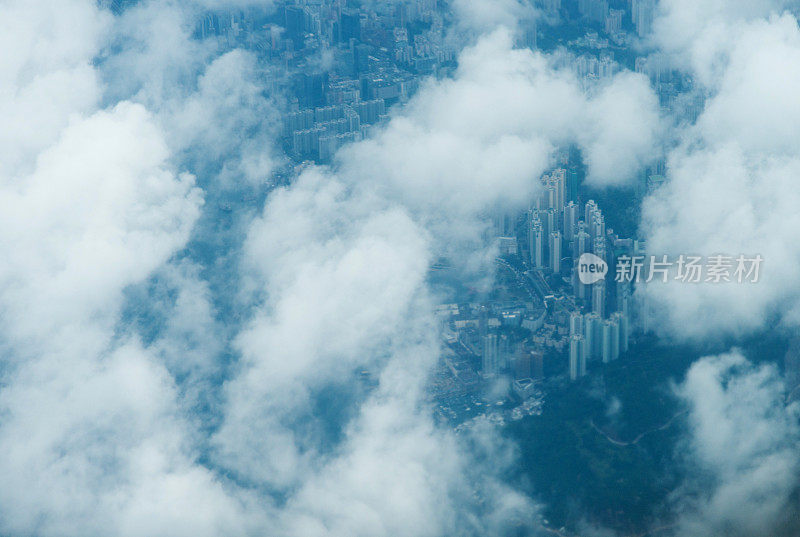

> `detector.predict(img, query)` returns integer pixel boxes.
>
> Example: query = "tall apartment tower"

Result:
[569,335,586,381]
[563,201,579,242]
[583,312,601,361]
[529,217,544,268]
[549,231,562,274]
[592,279,606,318]
[482,334,499,376]
[569,311,584,337]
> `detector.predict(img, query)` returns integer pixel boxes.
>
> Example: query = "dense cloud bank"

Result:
[670,352,800,537]
[641,1,800,340]
[2,0,799,536]
[0,0,613,534]
[639,2,800,533]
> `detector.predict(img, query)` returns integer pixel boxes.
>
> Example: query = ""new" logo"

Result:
[578,253,608,285]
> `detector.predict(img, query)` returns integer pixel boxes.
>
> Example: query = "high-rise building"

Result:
[569,335,586,380]
[569,311,584,336]
[542,208,557,240]
[534,184,548,211]
[601,321,612,364]
[567,168,579,202]
[632,0,655,37]
[605,8,624,34]
[569,336,579,380]
[611,312,627,355]
[514,350,544,380]
[574,229,590,261]
[285,6,306,46]
[340,8,362,42]
[540,169,566,214]
[583,312,601,361]
[601,316,620,363]
[585,200,600,227]
[478,309,489,343]
[593,235,606,263]
[590,213,606,245]
[545,184,557,211]
[592,279,606,318]
[573,263,589,301]
[482,333,499,376]
[529,215,544,269]
[500,334,513,371]
[563,201,579,242]
[616,279,631,314]
[549,231,562,274]
[514,350,531,379]
[552,168,566,211]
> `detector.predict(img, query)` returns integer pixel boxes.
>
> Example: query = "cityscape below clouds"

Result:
[1,0,800,536]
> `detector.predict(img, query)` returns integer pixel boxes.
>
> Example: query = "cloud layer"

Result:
[640,4,800,340]
[0,0,760,536]
[671,351,800,537]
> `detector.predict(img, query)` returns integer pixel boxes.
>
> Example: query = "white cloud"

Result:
[640,9,800,340]
[0,339,258,537]
[671,351,800,537]
[213,169,433,489]
[695,14,800,156]
[579,72,662,186]
[0,0,109,176]
[212,162,538,534]
[102,0,281,186]
[0,2,253,536]
[0,1,665,535]
[339,29,660,258]
[0,99,202,343]
[651,0,795,85]
[210,20,660,536]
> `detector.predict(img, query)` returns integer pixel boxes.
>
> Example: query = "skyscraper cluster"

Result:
[283,100,387,160]
[267,0,462,162]
[528,169,574,277]
[568,310,629,380]
[521,168,636,382]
